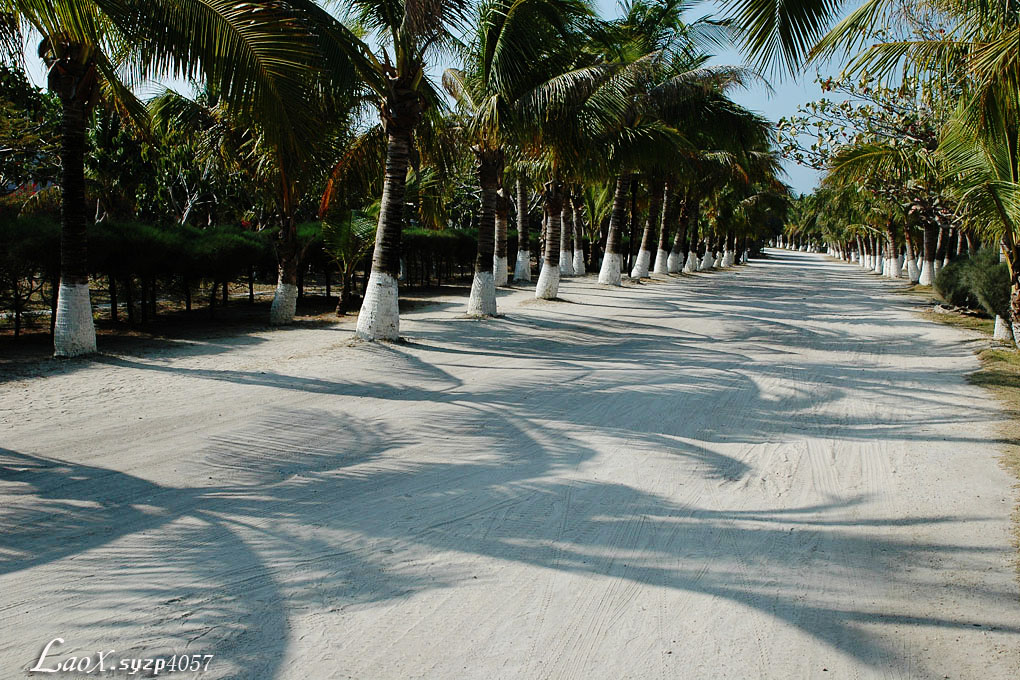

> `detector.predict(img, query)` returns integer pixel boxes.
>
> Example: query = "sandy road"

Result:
[1,249,1018,679]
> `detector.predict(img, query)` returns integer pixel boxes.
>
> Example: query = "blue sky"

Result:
[22,0,856,195]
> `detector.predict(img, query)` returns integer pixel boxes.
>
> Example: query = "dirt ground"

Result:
[1,250,1017,679]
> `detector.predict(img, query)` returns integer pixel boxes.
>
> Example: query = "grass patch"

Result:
[921,309,995,335]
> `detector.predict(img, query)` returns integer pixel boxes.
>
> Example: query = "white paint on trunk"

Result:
[467,270,497,317]
[683,251,698,273]
[559,250,574,276]
[598,252,623,285]
[742,250,749,264]
[53,282,97,357]
[630,249,652,278]
[993,316,1014,343]
[356,271,400,340]
[886,257,902,279]
[700,251,713,269]
[536,261,561,298]
[722,250,734,267]
[573,249,585,275]
[873,256,883,275]
[653,248,670,274]
[918,260,935,286]
[666,251,681,273]
[934,260,942,278]
[513,250,531,282]
[907,258,921,283]
[713,252,724,268]
[269,282,298,326]
[493,256,508,287]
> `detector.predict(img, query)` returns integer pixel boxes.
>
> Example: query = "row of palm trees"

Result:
[11,0,975,356]
[775,0,1020,342]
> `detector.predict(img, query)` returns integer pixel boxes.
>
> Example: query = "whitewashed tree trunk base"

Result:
[742,250,749,264]
[887,258,902,278]
[907,259,921,283]
[652,248,669,274]
[630,249,652,278]
[356,272,400,340]
[994,316,1015,343]
[873,257,883,275]
[934,260,942,278]
[713,252,723,267]
[683,251,697,273]
[559,250,574,276]
[467,270,497,317]
[722,250,734,267]
[666,251,681,273]
[918,261,935,286]
[700,252,713,270]
[598,253,623,286]
[493,256,509,287]
[536,262,561,298]
[53,282,97,357]
[573,249,585,275]
[269,282,298,326]
[513,250,531,282]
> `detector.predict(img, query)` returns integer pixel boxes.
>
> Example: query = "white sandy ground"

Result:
[1,249,1018,679]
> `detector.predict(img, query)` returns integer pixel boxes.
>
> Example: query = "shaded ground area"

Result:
[1,250,1017,679]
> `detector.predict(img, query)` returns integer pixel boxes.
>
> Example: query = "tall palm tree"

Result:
[299,0,469,340]
[443,0,592,316]
[2,1,330,355]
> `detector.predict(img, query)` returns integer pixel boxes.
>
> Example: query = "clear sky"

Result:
[21,0,856,195]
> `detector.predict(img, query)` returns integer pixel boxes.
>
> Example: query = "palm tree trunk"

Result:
[683,202,700,273]
[934,226,947,277]
[884,222,901,278]
[668,198,688,273]
[632,179,664,278]
[598,173,630,285]
[627,177,638,271]
[1000,236,1020,345]
[919,223,938,284]
[571,189,586,275]
[513,178,531,282]
[53,89,97,357]
[357,125,414,340]
[494,187,509,286]
[468,149,500,316]
[654,181,675,274]
[535,181,563,299]
[559,202,575,275]
[270,215,299,325]
[904,226,920,282]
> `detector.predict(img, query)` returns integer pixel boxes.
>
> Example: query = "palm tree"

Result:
[940,87,1020,334]
[443,0,591,315]
[576,1,750,285]
[297,0,469,340]
[2,1,330,355]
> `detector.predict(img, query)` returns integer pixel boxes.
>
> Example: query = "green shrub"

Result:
[934,259,976,308]
[935,249,1010,317]
[964,249,1010,318]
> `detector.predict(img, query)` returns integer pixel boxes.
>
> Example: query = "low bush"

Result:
[935,249,1010,317]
